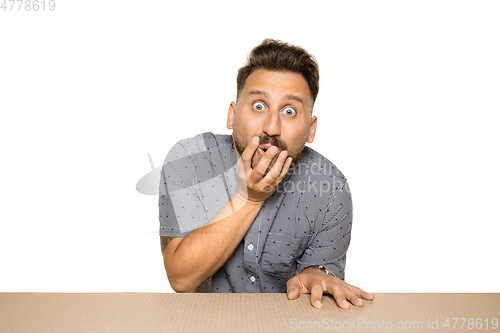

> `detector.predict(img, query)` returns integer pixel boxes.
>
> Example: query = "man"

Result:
[159,39,374,309]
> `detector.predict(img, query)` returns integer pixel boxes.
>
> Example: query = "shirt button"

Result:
[247,243,254,251]
[249,276,256,283]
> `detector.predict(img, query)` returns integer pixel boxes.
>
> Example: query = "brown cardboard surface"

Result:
[0,293,499,332]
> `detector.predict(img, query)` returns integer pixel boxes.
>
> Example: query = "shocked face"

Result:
[227,69,317,168]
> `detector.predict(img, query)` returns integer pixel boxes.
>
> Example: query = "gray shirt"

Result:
[159,132,352,293]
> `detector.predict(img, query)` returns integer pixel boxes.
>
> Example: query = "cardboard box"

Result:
[0,293,498,332]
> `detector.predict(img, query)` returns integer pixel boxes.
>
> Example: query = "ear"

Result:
[227,102,237,130]
[306,116,317,143]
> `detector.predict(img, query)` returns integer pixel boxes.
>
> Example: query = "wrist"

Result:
[233,189,265,207]
[303,265,336,277]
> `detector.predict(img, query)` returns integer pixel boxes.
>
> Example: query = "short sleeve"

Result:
[296,179,353,279]
[159,142,209,238]
[159,134,238,238]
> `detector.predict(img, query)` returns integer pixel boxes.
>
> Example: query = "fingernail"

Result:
[252,136,259,144]
[287,291,293,298]
[342,300,349,307]
[280,151,288,158]
[315,300,322,307]
[270,146,278,155]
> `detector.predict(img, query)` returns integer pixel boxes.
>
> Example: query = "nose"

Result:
[262,109,281,137]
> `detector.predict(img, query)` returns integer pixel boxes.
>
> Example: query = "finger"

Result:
[261,150,288,188]
[343,286,365,307]
[330,283,350,310]
[360,291,375,301]
[266,150,288,180]
[309,281,325,309]
[240,136,260,170]
[273,155,292,186]
[251,146,279,179]
[286,276,301,300]
[343,283,375,301]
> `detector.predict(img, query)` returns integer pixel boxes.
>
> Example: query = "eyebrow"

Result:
[282,94,305,106]
[247,89,305,106]
[248,89,270,98]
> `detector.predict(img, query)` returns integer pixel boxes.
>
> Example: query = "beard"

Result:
[232,131,305,170]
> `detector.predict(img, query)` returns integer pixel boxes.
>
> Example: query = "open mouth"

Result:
[258,144,271,157]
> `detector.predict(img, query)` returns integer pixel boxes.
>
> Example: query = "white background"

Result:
[1,1,499,293]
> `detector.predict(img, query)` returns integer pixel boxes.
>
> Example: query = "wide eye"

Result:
[283,107,296,116]
[253,102,265,111]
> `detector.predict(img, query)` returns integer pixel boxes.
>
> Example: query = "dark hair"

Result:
[236,39,319,103]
